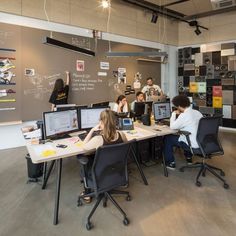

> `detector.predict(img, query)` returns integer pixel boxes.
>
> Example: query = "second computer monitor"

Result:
[92,101,110,108]
[153,102,171,121]
[79,107,108,130]
[134,101,153,117]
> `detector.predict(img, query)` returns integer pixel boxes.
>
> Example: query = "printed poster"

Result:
[100,62,109,70]
[189,82,198,93]
[118,67,126,84]
[76,60,85,72]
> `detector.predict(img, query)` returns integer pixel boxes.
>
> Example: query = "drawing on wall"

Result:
[100,62,109,70]
[0,89,15,97]
[98,72,107,77]
[118,68,126,84]
[25,68,35,76]
[76,60,85,72]
[133,72,142,89]
[0,59,16,84]
[24,87,51,100]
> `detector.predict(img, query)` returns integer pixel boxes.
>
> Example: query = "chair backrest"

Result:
[91,140,134,196]
[196,115,224,157]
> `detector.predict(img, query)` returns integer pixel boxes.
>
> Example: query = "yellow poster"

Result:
[189,82,198,93]
[213,97,222,108]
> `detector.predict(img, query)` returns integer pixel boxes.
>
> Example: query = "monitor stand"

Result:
[51,133,71,140]
[156,119,170,126]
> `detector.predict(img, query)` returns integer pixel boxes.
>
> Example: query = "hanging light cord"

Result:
[44,0,53,38]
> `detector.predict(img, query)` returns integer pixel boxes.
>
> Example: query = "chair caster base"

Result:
[196,181,201,187]
[220,171,225,177]
[77,199,83,207]
[223,183,229,189]
[126,195,132,201]
[123,217,129,226]
[86,221,93,230]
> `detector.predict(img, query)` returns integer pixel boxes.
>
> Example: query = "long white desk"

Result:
[26,124,176,225]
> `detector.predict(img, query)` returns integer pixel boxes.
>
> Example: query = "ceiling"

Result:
[120,0,236,21]
[146,0,213,16]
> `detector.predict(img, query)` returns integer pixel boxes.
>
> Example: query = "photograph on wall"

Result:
[118,67,126,84]
[25,68,35,76]
[100,62,109,70]
[76,60,85,72]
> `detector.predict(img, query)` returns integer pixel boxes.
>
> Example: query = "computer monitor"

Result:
[55,104,76,111]
[92,101,110,108]
[43,109,79,140]
[79,107,108,130]
[134,101,153,117]
[153,102,171,121]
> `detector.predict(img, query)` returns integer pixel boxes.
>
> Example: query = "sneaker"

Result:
[166,162,176,170]
[186,157,193,165]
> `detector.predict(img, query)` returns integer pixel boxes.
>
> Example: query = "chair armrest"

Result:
[177,130,191,136]
[77,155,89,165]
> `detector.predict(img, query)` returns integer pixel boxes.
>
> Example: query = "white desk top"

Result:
[27,125,176,164]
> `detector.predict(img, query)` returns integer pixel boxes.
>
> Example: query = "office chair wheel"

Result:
[103,201,107,207]
[220,171,225,177]
[123,217,129,226]
[86,221,93,230]
[179,167,184,172]
[126,195,132,201]
[223,183,229,189]
[195,181,201,187]
[202,172,206,177]
[77,199,83,207]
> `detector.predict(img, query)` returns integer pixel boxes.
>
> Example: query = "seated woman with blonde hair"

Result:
[79,109,128,203]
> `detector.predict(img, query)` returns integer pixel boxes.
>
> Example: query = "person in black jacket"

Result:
[49,71,70,111]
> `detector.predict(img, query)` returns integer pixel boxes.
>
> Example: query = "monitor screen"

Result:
[43,109,79,139]
[153,102,171,121]
[92,101,110,108]
[80,107,108,130]
[134,102,145,116]
[56,104,76,111]
[134,101,153,116]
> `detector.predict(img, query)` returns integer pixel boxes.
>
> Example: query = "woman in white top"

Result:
[113,95,128,113]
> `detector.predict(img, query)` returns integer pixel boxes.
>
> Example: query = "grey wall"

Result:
[0,22,161,122]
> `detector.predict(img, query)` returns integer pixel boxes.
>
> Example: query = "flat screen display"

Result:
[153,102,171,121]
[43,109,79,139]
[80,107,108,130]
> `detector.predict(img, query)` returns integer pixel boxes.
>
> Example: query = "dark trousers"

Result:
[164,134,192,164]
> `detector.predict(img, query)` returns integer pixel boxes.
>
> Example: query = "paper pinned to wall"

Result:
[98,72,107,76]
[76,60,85,72]
[118,68,126,84]
[100,62,109,70]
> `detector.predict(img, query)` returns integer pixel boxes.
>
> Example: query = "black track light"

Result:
[151,13,158,23]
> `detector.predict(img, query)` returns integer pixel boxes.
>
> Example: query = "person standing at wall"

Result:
[141,77,163,101]
[49,71,70,111]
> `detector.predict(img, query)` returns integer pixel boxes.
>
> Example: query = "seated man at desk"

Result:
[163,95,202,170]
[130,91,145,111]
[79,109,128,203]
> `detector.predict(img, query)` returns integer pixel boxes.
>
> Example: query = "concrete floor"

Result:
[0,131,235,236]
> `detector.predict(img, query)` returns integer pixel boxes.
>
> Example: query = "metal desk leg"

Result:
[42,160,55,190]
[130,145,148,185]
[53,159,62,225]
[162,153,168,177]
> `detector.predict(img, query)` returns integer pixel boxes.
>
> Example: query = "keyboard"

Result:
[78,130,101,141]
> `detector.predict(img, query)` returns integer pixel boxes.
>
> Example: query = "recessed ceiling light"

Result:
[101,0,110,8]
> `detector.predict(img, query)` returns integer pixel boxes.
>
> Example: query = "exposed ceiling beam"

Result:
[184,5,236,20]
[162,0,190,8]
[121,0,187,22]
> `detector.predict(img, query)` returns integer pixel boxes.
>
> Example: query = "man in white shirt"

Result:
[164,95,203,170]
[141,77,163,101]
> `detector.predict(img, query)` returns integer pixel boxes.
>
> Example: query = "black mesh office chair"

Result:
[77,141,134,230]
[179,116,229,189]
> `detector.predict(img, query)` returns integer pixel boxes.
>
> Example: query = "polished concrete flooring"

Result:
[0,131,235,236]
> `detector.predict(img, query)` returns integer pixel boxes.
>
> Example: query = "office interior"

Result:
[0,0,236,235]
